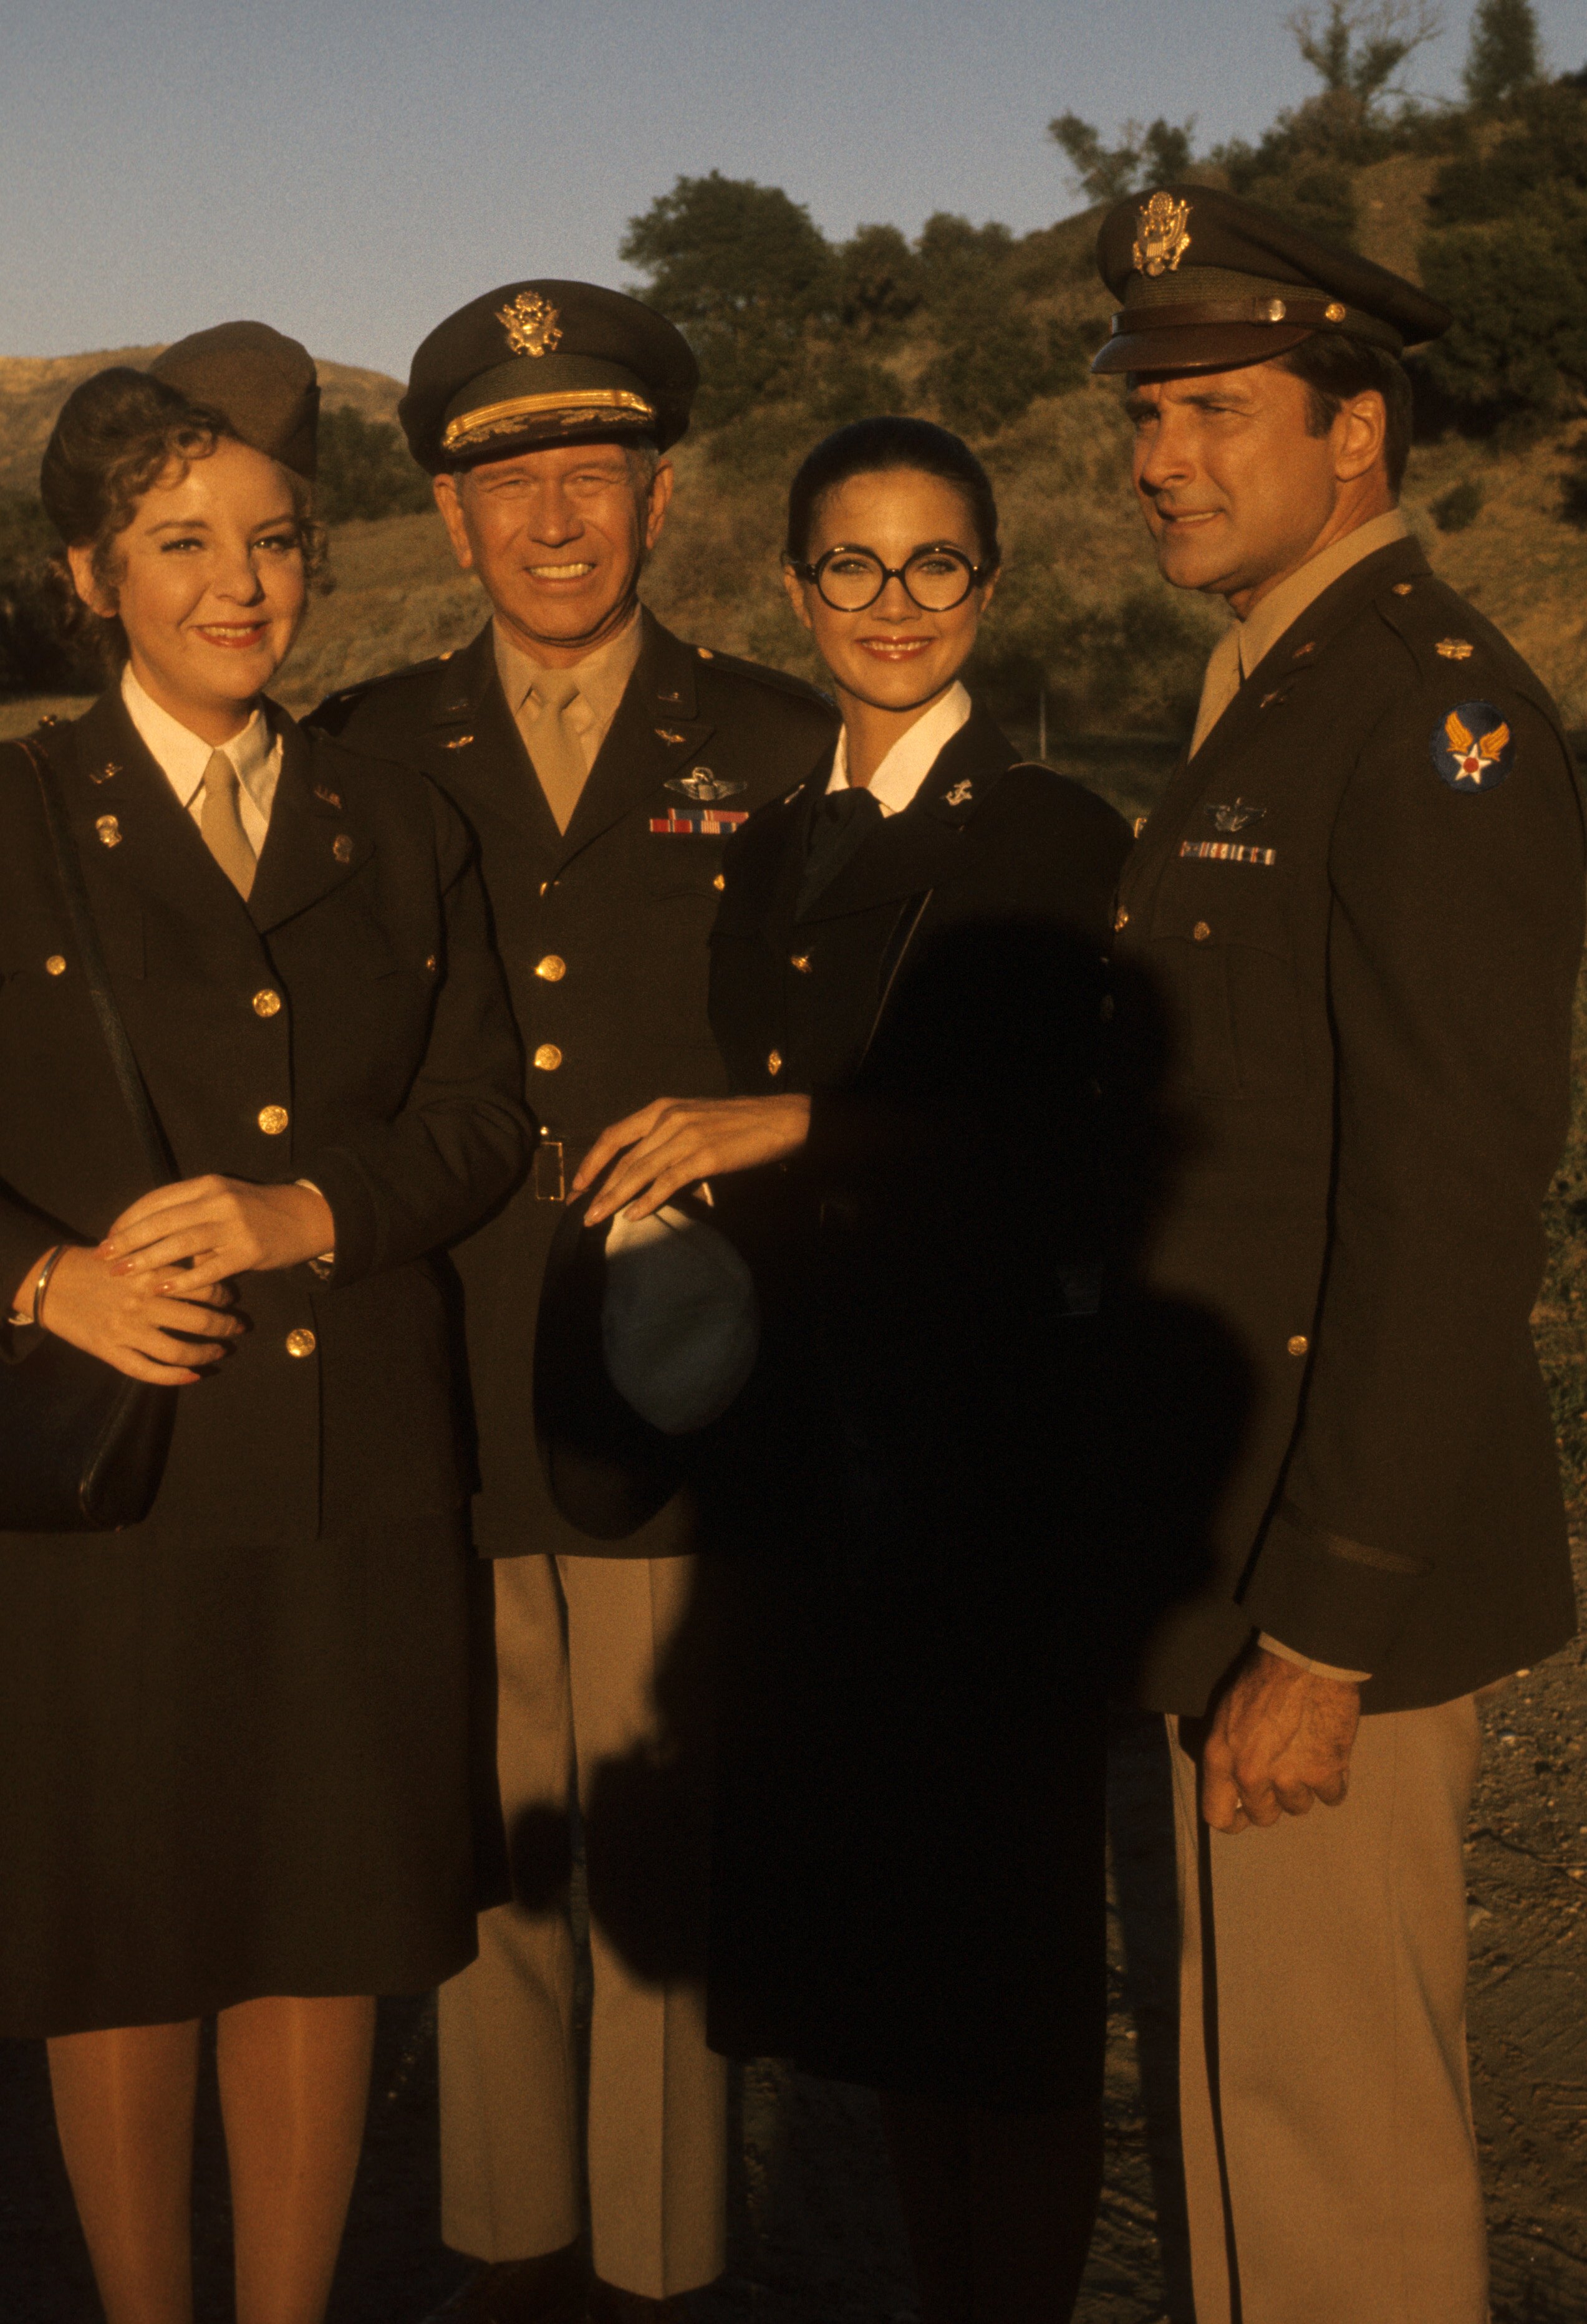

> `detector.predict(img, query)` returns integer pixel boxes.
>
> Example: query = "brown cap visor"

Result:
[1091,319,1319,376]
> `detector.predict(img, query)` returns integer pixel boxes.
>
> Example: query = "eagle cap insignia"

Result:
[496,290,563,358]
[1430,700,1514,792]
[1133,192,1192,277]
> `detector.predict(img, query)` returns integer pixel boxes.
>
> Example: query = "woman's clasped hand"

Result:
[25,1176,336,1385]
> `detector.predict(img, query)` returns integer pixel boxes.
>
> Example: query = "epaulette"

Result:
[1374,574,1564,729]
[687,644,836,714]
[305,648,461,734]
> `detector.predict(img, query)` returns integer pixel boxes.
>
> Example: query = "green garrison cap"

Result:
[1091,184,1452,376]
[400,279,698,474]
[149,321,320,479]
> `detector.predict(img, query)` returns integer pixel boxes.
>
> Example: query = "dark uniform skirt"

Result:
[0,1515,503,2038]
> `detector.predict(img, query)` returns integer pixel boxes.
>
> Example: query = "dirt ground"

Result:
[2,1553,1582,2324]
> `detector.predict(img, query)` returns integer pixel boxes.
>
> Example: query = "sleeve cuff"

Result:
[1240,1497,1430,1673]
[1257,1632,1372,1684]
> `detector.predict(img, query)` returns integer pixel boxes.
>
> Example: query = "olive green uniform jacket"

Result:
[309,612,838,1555]
[1115,537,1585,1716]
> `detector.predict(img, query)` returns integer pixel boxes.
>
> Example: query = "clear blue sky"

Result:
[3,0,1580,380]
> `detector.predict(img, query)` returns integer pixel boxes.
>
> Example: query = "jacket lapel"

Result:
[554,610,720,867]
[1129,537,1431,889]
[58,694,257,946]
[247,713,374,934]
[796,702,1015,926]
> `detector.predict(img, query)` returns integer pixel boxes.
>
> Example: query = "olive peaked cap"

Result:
[400,279,698,473]
[1092,183,1452,375]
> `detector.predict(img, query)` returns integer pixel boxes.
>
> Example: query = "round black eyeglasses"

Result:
[789,542,993,613]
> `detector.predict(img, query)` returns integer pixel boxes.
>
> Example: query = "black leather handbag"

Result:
[0,734,176,1532]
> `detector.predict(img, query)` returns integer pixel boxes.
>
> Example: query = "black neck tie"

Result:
[798,785,884,917]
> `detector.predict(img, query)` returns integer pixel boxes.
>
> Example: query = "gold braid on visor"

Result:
[441,388,658,454]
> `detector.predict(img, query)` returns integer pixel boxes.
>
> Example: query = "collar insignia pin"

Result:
[1436,638,1475,661]
[945,779,974,807]
[91,761,121,785]
[655,727,687,746]
[313,784,342,807]
[441,734,475,751]
[496,291,563,358]
[1132,191,1192,277]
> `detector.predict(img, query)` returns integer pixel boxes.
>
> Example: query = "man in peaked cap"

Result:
[308,284,835,2324]
[1095,187,1583,2323]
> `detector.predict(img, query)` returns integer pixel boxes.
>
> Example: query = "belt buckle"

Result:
[533,1138,566,1203]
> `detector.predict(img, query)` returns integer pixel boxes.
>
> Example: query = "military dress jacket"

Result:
[1114,537,1585,1716]
[708,698,1132,1534]
[309,610,837,1554]
[0,691,533,1552]
[702,703,1131,2100]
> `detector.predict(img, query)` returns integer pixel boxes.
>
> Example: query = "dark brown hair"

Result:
[785,415,1001,568]
[1271,333,1414,496]
[39,365,323,670]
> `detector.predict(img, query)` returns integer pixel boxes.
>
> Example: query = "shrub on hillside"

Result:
[314,405,432,526]
[1431,476,1485,531]
[0,488,99,696]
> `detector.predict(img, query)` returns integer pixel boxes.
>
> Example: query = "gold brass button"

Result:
[1192,920,1212,943]
[535,955,567,982]
[1265,297,1287,322]
[533,1044,562,1072]
[96,815,122,847]
[789,953,813,974]
[767,1049,784,1077]
[44,954,66,977]
[1287,1334,1310,1358]
[332,834,354,863]
[258,1104,289,1135]
[1392,582,1414,596]
[1325,300,1346,322]
[713,873,725,891]
[253,988,282,1018]
[285,1328,317,1359]
[424,954,438,973]
[1114,906,1129,933]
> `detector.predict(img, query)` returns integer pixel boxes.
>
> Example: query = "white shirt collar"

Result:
[826,682,972,817]
[120,663,278,815]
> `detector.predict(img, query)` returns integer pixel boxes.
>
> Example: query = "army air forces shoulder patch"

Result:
[1431,702,1515,793]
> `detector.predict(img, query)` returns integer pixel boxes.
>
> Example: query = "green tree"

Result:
[1417,77,1587,428]
[621,172,834,425]
[1463,0,1542,105]
[314,406,432,526]
[1048,113,1195,204]
[833,224,922,342]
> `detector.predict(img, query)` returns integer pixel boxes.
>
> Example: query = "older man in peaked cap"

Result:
[1095,187,1583,2323]
[310,284,836,2324]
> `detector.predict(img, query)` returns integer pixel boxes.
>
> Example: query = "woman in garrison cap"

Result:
[0,327,531,2323]
[573,416,1132,2324]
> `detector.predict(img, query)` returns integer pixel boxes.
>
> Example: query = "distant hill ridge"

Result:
[0,347,403,494]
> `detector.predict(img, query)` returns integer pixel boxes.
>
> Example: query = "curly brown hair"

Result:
[39,365,326,671]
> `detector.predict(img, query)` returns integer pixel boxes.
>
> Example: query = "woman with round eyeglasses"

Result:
[577,415,1131,2324]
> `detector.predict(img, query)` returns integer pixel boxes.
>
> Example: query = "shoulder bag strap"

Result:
[13,733,173,1183]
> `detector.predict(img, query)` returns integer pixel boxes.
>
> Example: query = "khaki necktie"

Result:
[525,670,590,834]
[200,749,256,898]
[1189,624,1245,759]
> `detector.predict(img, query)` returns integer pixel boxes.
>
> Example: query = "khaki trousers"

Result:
[1170,1698,1487,2324]
[438,1553,726,2298]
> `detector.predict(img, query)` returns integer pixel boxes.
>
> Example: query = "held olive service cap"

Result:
[399,279,699,474]
[1091,183,1452,377]
[149,320,321,480]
